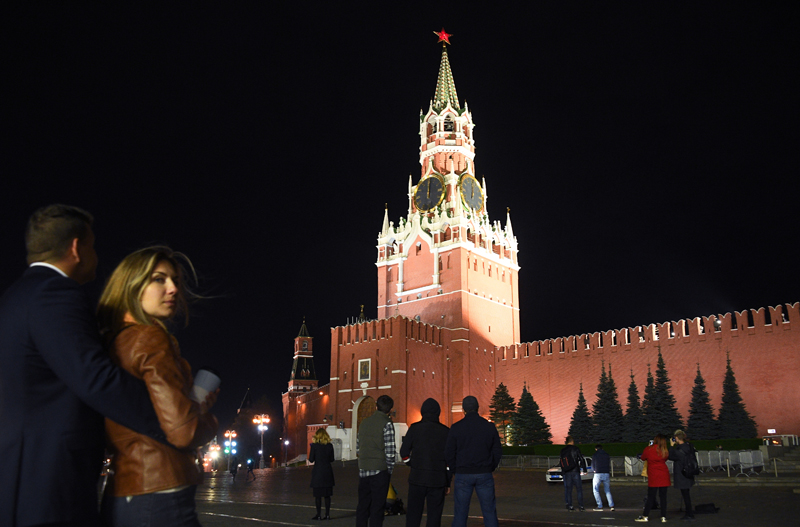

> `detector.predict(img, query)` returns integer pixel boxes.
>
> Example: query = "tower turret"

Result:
[287,319,318,394]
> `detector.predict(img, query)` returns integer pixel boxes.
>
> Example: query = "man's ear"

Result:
[67,237,81,263]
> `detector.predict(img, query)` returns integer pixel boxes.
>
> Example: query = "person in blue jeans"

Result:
[560,436,586,511]
[444,396,502,527]
[591,444,615,511]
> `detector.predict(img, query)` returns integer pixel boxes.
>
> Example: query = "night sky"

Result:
[5,4,798,451]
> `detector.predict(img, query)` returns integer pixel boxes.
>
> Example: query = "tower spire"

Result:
[432,31,460,112]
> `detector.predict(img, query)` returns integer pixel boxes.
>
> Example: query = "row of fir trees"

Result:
[489,383,553,446]
[567,350,758,444]
[488,350,758,446]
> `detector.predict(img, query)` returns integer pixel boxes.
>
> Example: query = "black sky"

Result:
[5,3,799,445]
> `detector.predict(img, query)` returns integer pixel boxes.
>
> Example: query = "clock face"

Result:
[459,174,483,211]
[414,174,445,211]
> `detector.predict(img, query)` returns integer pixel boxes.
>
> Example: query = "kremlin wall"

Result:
[283,303,799,462]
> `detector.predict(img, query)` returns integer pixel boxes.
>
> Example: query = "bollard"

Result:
[774,458,778,477]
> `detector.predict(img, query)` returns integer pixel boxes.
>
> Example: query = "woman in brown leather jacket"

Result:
[97,246,218,527]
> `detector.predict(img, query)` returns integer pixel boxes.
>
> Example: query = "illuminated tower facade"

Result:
[376,30,520,350]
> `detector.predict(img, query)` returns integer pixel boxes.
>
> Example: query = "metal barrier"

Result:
[625,456,644,477]
[705,450,721,472]
[727,450,741,470]
[498,455,562,470]
[736,450,764,477]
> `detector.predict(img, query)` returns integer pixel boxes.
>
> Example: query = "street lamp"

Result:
[208,438,221,471]
[224,429,237,471]
[253,414,270,469]
[284,439,289,466]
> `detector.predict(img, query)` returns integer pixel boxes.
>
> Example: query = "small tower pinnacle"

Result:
[432,30,460,112]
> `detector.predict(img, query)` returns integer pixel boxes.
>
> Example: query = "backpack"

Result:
[681,445,700,478]
[560,449,578,472]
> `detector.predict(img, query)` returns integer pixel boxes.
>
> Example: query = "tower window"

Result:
[444,116,454,132]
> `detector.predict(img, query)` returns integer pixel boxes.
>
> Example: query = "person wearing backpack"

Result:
[669,430,696,521]
[559,436,586,511]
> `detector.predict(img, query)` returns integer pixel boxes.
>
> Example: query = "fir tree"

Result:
[624,370,646,442]
[592,361,625,443]
[641,365,656,430]
[686,364,719,440]
[489,382,516,444]
[511,384,552,445]
[568,383,593,444]
[718,354,758,439]
[648,348,684,434]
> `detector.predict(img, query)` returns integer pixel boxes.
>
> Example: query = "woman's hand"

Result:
[200,388,220,413]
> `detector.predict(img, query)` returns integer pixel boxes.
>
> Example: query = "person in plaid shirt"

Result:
[356,395,396,527]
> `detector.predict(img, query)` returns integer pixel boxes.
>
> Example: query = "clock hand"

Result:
[427,181,430,199]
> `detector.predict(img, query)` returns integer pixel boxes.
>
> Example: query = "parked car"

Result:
[546,455,594,483]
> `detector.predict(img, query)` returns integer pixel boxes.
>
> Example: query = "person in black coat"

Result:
[669,430,696,521]
[400,398,451,527]
[309,428,336,520]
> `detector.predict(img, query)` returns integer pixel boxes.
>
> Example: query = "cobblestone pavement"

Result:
[196,463,800,526]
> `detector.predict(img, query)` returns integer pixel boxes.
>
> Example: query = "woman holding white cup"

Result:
[97,246,218,527]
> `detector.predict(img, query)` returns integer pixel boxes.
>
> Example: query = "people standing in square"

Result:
[591,444,614,511]
[356,395,396,527]
[445,396,502,527]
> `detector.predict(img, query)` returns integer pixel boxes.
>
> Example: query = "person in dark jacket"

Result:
[591,444,614,511]
[309,428,336,520]
[669,430,696,521]
[445,395,501,527]
[560,436,587,511]
[400,398,451,527]
[357,395,396,527]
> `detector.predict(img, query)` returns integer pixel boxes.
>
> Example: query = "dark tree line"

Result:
[566,350,757,443]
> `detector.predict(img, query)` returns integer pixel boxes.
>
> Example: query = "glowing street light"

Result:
[224,430,237,470]
[253,414,270,469]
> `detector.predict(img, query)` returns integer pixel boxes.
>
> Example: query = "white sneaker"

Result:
[662,518,667,523]
[593,508,603,511]
[610,507,615,511]
[635,516,649,522]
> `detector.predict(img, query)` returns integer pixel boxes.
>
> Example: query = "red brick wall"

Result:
[497,303,800,441]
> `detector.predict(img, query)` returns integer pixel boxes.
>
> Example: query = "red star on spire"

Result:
[433,28,452,45]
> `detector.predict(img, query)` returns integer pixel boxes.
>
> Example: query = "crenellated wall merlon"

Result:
[331,314,446,347]
[498,303,797,360]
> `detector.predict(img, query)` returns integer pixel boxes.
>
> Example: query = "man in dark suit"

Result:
[400,398,451,527]
[0,204,164,527]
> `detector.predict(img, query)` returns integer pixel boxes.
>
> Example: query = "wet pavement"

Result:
[196,462,800,526]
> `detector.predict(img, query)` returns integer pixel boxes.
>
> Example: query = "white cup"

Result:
[191,367,221,403]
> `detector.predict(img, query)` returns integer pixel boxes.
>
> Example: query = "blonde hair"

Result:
[674,429,687,442]
[97,246,196,336]
[653,434,669,459]
[312,428,331,445]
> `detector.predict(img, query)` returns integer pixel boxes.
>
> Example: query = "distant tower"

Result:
[282,319,318,461]
[287,319,318,394]
[376,30,521,349]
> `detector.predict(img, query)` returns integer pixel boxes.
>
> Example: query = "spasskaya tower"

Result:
[376,28,520,348]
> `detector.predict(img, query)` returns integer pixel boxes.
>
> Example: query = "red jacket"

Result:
[641,444,671,487]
